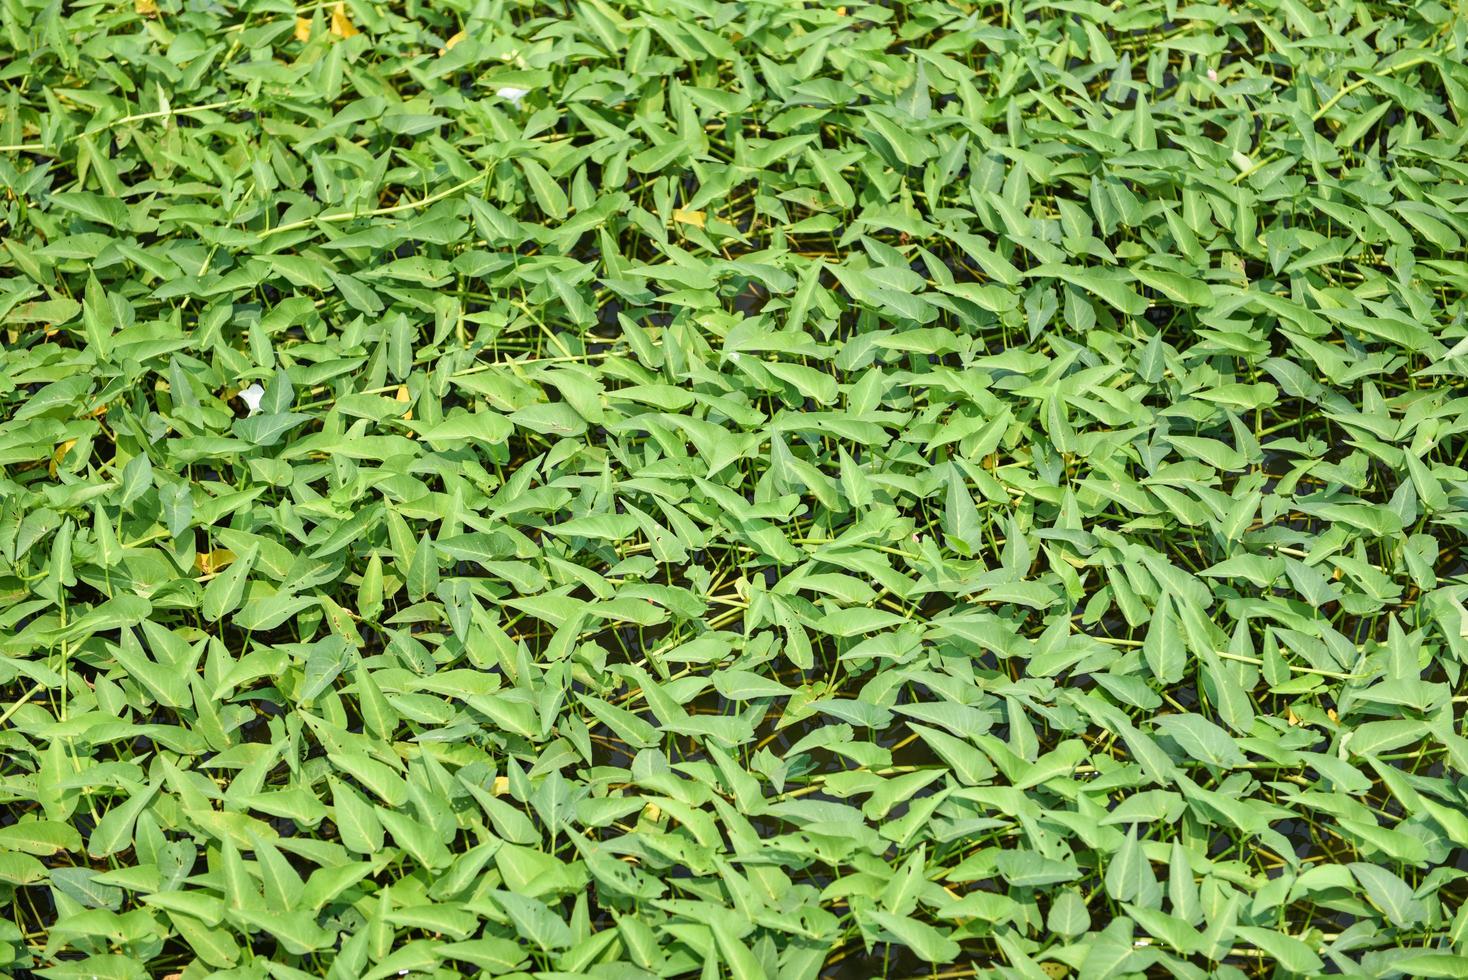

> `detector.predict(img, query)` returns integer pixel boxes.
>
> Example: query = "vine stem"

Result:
[0,98,246,153]
[258,170,493,239]
[1312,51,1440,122]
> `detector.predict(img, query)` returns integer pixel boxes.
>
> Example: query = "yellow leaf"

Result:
[294,16,311,42]
[440,31,465,55]
[195,549,236,575]
[395,384,413,421]
[135,0,160,17]
[50,439,76,477]
[673,208,706,229]
[492,776,509,796]
[330,2,357,38]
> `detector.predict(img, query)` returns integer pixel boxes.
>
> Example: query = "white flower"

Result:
[239,383,265,416]
[496,87,529,107]
[1207,68,1218,82]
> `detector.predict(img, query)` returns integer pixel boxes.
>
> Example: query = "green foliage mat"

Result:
[4,0,1468,977]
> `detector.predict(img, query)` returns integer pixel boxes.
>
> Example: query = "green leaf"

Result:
[864,910,961,964]
[1105,828,1161,909]
[417,411,513,448]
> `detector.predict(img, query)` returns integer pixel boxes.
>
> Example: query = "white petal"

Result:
[239,383,265,416]
[496,86,529,106]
